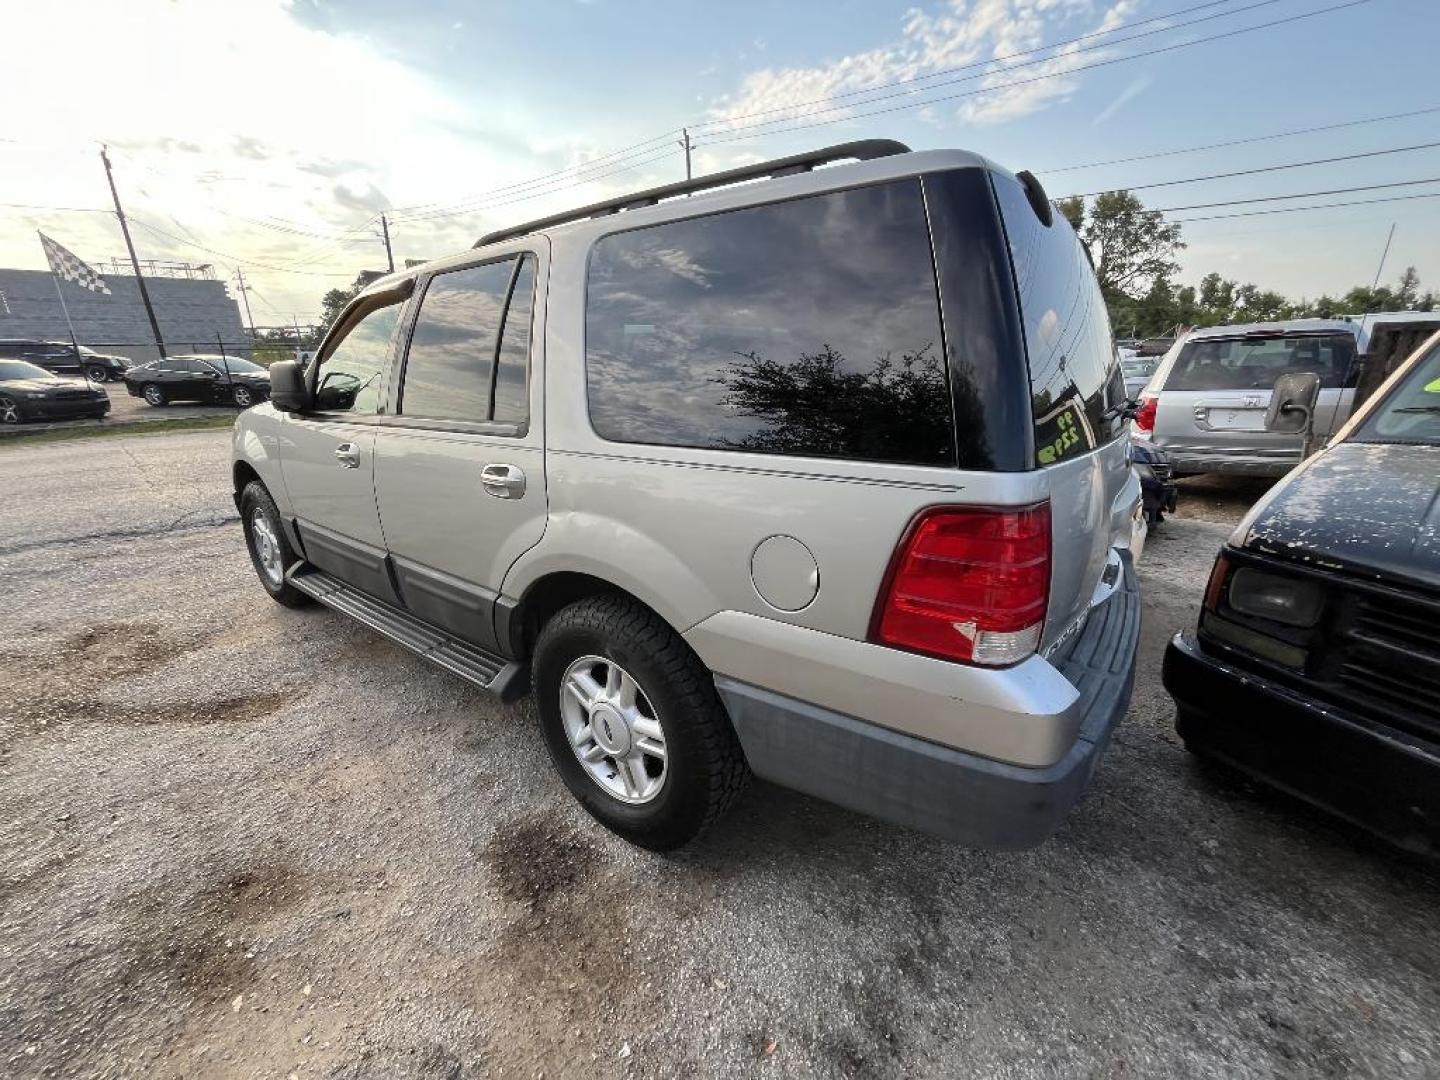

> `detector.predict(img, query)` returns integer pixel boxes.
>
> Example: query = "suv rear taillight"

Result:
[1133,394,1157,436]
[870,503,1051,667]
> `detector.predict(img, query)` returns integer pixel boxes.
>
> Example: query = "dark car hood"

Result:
[1,377,93,394]
[1243,441,1440,591]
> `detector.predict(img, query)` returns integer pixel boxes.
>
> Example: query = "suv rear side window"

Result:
[400,254,535,425]
[585,181,954,466]
[1167,333,1356,391]
[991,172,1122,466]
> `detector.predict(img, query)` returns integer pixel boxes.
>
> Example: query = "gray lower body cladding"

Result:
[717,556,1140,849]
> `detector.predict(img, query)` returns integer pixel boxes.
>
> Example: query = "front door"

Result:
[278,295,407,603]
[372,249,546,652]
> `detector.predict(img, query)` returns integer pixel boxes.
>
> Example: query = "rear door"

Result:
[1155,331,1357,459]
[372,249,546,652]
[989,171,1136,648]
[277,293,408,603]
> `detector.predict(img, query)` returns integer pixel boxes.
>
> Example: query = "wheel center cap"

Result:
[590,703,631,755]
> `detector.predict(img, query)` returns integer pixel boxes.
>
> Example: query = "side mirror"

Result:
[1265,372,1321,434]
[268,360,309,413]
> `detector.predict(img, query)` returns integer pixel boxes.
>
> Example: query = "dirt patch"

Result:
[0,621,205,695]
[472,815,666,1074]
[483,815,599,908]
[0,691,289,752]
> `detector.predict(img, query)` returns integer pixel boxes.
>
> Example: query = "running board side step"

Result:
[287,564,529,702]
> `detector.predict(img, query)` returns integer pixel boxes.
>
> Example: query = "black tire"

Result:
[238,480,311,608]
[85,364,110,384]
[533,594,748,850]
[142,383,167,407]
[0,395,20,425]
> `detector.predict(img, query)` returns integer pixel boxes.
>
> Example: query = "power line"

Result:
[1038,105,1440,174]
[1170,191,1440,224]
[697,0,1373,147]
[127,216,359,277]
[1151,176,1440,212]
[691,0,1250,131]
[0,203,113,213]
[695,0,1282,139]
[386,130,683,217]
[1066,140,1440,198]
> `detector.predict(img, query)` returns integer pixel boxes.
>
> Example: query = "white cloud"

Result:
[0,0,676,317]
[706,0,1139,134]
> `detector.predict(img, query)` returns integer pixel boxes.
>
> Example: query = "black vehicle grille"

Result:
[55,391,91,401]
[1331,592,1440,742]
[1150,461,1173,482]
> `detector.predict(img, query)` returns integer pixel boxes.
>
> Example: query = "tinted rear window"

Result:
[990,172,1123,466]
[585,180,954,466]
[1167,333,1356,391]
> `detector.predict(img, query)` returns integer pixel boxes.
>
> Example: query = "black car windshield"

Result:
[1167,332,1356,391]
[196,357,266,374]
[0,360,57,381]
[1353,340,1440,447]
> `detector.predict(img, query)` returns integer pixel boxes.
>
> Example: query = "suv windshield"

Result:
[1353,340,1440,447]
[0,360,55,381]
[1167,332,1356,391]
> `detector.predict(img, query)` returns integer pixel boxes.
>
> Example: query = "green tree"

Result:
[1062,190,1185,300]
[318,285,360,335]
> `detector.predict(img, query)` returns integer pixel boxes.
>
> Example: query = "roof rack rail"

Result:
[473,139,911,249]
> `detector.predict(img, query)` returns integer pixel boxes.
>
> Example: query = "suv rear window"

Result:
[1166,333,1356,391]
[585,181,954,466]
[990,172,1124,466]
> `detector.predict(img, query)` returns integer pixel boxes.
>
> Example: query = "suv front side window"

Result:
[314,300,403,414]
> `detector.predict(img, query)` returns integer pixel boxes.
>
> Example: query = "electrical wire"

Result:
[697,0,1373,147]
[688,0,1252,131]
[1037,105,1440,174]
[1065,140,1440,198]
[1151,176,1440,212]
[127,216,359,277]
[1170,191,1440,223]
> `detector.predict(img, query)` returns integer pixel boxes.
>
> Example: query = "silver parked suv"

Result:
[232,141,1143,851]
[1136,319,1361,476]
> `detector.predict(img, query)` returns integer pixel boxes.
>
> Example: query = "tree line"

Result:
[1056,191,1437,339]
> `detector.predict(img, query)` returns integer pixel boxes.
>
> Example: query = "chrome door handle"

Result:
[334,442,361,469]
[481,463,525,499]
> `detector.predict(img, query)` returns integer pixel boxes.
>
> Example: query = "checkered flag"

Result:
[38,232,111,295]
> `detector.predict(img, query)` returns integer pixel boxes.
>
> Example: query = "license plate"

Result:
[1209,408,1266,431]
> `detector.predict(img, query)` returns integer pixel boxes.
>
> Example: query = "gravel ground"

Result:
[1,431,1437,1079]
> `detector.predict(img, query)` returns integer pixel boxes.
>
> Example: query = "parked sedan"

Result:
[123,354,271,408]
[1164,329,1440,854]
[0,359,110,424]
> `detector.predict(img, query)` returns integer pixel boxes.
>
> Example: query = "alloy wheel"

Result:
[0,396,18,424]
[234,386,253,408]
[249,508,285,586]
[559,655,668,804]
[143,385,164,406]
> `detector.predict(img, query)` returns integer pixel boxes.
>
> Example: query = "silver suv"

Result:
[232,141,1142,851]
[1136,319,1361,476]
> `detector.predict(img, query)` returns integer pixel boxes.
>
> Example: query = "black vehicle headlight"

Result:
[1226,567,1324,628]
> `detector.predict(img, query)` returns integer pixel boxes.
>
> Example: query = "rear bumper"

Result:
[1153,441,1299,477]
[717,555,1140,849]
[1164,632,1440,854]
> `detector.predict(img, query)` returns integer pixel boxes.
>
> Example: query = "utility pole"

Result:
[233,267,256,341]
[380,214,394,273]
[100,145,166,359]
[1370,222,1396,291]
[678,128,693,182]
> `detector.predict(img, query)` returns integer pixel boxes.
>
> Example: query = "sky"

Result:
[1,0,1436,325]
